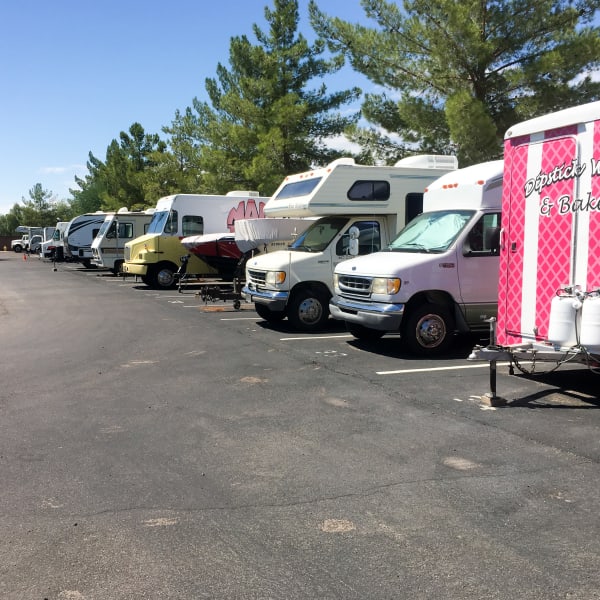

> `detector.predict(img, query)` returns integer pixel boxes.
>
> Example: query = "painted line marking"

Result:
[220,317,260,320]
[377,362,511,375]
[280,334,354,341]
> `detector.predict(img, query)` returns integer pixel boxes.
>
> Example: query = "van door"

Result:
[457,212,501,326]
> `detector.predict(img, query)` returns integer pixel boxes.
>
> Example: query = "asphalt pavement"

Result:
[1,251,599,600]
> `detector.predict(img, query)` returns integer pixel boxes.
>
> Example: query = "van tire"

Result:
[255,303,285,323]
[148,263,177,289]
[347,324,385,341]
[402,302,454,356]
[287,288,330,332]
[112,260,124,275]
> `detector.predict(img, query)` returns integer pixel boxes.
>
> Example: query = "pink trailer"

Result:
[470,101,600,399]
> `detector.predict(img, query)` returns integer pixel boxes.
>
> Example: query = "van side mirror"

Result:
[348,226,360,256]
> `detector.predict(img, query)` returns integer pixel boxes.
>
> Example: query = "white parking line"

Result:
[279,334,354,341]
[377,362,511,375]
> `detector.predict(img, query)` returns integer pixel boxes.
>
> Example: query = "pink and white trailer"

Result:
[470,101,600,398]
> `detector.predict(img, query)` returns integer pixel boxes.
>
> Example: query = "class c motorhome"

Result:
[242,155,458,331]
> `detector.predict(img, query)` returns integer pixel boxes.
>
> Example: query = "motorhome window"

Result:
[463,213,501,256]
[182,216,203,236]
[118,222,134,238]
[387,210,474,253]
[405,193,424,223]
[290,216,348,253]
[143,223,150,234]
[347,180,390,201]
[274,177,323,200]
[336,221,381,256]
[52,229,60,241]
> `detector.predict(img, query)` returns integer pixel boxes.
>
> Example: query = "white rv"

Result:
[64,212,108,267]
[123,192,269,288]
[39,222,69,260]
[330,161,503,355]
[243,155,458,331]
[91,209,155,273]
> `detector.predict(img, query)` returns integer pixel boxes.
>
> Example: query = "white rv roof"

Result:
[424,160,503,211]
[505,101,600,139]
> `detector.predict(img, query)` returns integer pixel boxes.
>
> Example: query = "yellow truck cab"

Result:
[123,192,268,288]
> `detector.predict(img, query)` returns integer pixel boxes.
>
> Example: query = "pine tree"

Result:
[310,0,600,165]
[168,0,361,196]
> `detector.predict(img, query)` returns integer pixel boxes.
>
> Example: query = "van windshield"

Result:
[147,210,177,234]
[386,210,474,253]
[97,220,111,238]
[289,216,348,253]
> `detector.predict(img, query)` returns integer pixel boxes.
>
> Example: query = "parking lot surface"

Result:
[1,252,599,599]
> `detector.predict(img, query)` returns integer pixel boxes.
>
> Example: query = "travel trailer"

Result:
[63,212,108,267]
[329,161,503,355]
[122,192,269,288]
[91,209,154,273]
[469,101,600,398]
[243,155,458,331]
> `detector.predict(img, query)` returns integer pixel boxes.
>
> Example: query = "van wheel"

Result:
[288,288,330,332]
[148,263,176,289]
[255,303,285,323]
[402,302,454,356]
[347,324,385,341]
[112,260,124,275]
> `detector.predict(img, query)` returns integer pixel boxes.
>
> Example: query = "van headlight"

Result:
[333,273,339,291]
[266,271,286,285]
[371,277,401,295]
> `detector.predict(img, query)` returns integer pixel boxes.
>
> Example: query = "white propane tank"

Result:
[547,294,581,348]
[580,295,600,353]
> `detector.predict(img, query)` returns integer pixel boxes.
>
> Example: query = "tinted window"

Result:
[347,180,390,201]
[183,215,203,236]
[336,221,381,256]
[274,178,322,200]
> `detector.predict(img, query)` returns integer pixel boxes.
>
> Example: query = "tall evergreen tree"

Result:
[71,123,167,212]
[310,0,600,165]
[169,0,361,196]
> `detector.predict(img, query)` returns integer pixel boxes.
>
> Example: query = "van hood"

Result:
[335,250,438,277]
[246,250,292,270]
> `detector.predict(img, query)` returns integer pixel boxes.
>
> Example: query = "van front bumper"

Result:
[123,263,148,276]
[242,285,289,312]
[329,295,405,331]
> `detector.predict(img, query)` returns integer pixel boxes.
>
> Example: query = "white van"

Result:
[330,161,503,355]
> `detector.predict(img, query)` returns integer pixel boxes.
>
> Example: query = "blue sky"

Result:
[0,0,372,216]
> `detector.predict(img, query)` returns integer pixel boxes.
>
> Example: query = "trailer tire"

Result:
[347,324,385,342]
[402,302,454,356]
[287,288,330,332]
[255,303,285,323]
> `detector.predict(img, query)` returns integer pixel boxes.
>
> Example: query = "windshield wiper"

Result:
[391,243,430,253]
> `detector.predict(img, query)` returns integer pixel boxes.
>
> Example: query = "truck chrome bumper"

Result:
[242,285,289,311]
[329,295,405,331]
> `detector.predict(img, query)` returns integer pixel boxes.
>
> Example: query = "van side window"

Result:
[405,192,423,223]
[183,215,204,236]
[336,221,381,256]
[347,180,390,201]
[464,213,501,256]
